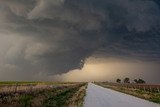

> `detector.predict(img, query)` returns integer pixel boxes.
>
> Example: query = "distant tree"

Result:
[138,79,146,84]
[116,79,121,83]
[134,79,138,83]
[134,78,146,84]
[124,77,130,83]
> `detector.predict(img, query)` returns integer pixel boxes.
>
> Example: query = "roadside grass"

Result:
[97,83,160,104]
[43,84,87,107]
[66,85,87,107]
[0,83,87,107]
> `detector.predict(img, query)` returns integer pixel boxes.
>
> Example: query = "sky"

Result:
[0,0,160,83]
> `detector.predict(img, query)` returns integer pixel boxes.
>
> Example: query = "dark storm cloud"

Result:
[0,0,160,79]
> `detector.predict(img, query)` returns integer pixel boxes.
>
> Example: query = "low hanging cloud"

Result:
[52,58,160,83]
[0,0,160,80]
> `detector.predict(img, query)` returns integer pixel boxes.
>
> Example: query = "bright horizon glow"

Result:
[49,57,160,83]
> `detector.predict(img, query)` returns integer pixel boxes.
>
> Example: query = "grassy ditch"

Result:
[65,85,87,107]
[43,83,87,107]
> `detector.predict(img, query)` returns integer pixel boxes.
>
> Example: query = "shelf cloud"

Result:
[0,0,160,81]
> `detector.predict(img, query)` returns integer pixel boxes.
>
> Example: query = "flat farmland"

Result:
[0,82,87,107]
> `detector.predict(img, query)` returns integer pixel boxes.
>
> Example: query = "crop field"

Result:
[96,82,160,104]
[0,82,87,107]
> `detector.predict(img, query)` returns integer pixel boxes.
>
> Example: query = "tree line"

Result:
[116,78,146,84]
